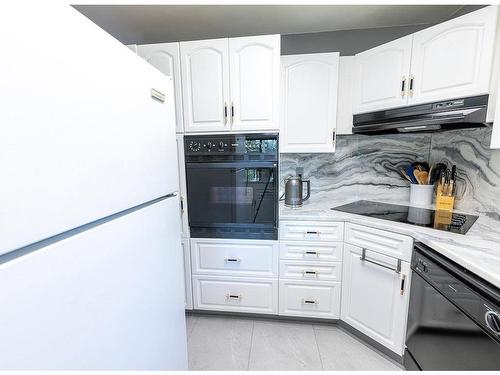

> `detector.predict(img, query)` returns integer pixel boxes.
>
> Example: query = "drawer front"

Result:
[279,260,342,281]
[345,223,413,262]
[192,276,278,314]
[279,280,341,319]
[190,238,278,277]
[280,241,343,262]
[280,221,344,242]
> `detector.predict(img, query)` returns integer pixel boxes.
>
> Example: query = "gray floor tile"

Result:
[248,320,322,371]
[313,325,402,371]
[187,316,254,371]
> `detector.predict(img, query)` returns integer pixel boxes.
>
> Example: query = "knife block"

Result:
[435,185,455,211]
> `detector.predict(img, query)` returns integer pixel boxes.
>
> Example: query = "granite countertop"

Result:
[280,193,500,289]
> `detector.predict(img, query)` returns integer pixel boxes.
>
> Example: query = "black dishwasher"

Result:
[405,242,500,370]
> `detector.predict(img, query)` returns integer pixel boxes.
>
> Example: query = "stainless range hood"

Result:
[352,95,490,135]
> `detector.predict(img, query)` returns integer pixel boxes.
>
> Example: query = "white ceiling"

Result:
[73,5,475,45]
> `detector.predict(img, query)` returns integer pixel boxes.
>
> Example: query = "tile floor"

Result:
[186,314,403,371]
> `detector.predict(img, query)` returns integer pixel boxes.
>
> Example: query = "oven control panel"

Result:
[187,139,232,153]
[184,133,278,157]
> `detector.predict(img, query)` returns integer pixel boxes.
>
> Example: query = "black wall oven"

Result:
[405,242,500,370]
[184,133,278,240]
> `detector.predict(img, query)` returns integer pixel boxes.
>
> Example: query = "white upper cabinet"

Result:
[180,35,280,133]
[137,42,184,132]
[280,53,339,153]
[229,35,280,131]
[180,38,230,133]
[352,6,499,114]
[353,35,413,114]
[336,56,355,135]
[409,6,498,105]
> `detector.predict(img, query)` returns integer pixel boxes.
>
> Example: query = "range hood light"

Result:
[398,124,441,133]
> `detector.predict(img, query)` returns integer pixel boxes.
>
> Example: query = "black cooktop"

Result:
[332,200,478,235]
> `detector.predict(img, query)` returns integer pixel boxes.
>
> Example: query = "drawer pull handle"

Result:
[304,250,320,256]
[360,248,401,274]
[226,294,242,300]
[302,270,318,277]
[305,231,320,235]
[302,299,317,305]
[224,257,241,263]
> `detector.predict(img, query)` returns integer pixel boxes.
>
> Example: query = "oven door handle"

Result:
[186,162,277,169]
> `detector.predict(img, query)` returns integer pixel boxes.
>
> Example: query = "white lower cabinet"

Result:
[190,238,278,314]
[345,222,413,261]
[280,221,344,242]
[280,240,343,262]
[279,280,341,319]
[190,238,278,277]
[278,222,344,320]
[279,260,341,282]
[189,221,415,356]
[192,275,278,314]
[340,243,411,356]
[181,239,193,310]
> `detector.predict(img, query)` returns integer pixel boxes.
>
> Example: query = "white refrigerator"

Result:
[0,2,187,370]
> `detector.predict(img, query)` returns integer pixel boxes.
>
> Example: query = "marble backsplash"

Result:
[280,128,500,219]
[429,128,500,220]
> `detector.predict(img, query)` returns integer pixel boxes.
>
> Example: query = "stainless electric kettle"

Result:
[284,176,311,208]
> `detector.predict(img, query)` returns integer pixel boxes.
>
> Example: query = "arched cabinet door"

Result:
[180,38,230,133]
[408,6,498,105]
[229,35,280,131]
[281,53,339,153]
[137,42,184,133]
[353,35,413,114]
